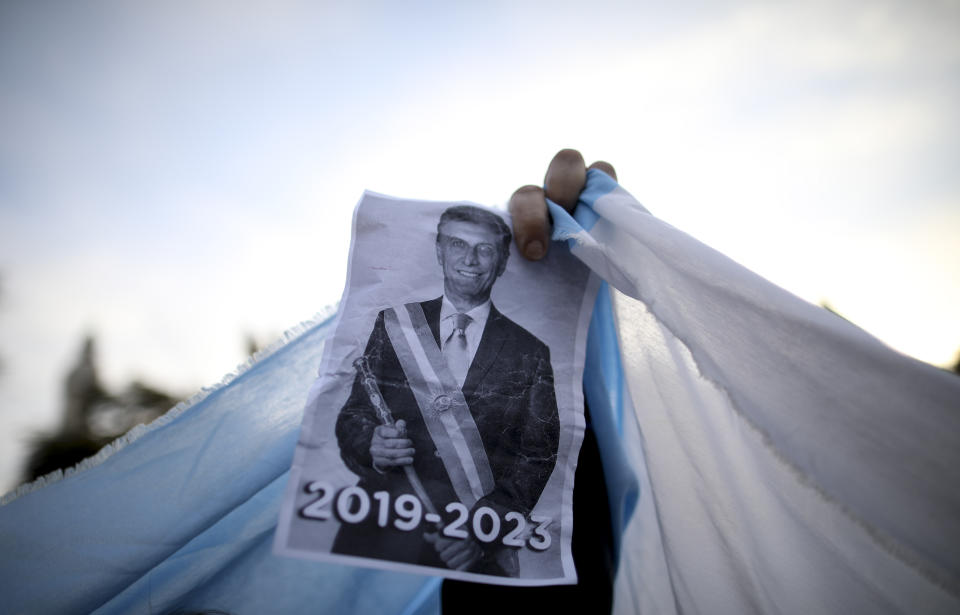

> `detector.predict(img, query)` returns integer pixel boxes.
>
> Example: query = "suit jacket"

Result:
[332,297,560,574]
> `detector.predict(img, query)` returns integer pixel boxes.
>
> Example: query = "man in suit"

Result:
[333,205,560,576]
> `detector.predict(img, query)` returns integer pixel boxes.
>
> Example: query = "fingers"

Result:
[588,160,617,181]
[429,533,481,570]
[544,148,587,212]
[442,540,480,570]
[371,424,415,466]
[374,423,410,441]
[508,149,587,262]
[510,149,613,262]
[509,185,549,261]
[370,450,414,466]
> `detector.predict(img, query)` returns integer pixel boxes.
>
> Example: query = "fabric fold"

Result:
[3,170,957,614]
[552,169,960,613]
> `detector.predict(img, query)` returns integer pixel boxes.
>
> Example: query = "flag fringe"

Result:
[0,306,339,507]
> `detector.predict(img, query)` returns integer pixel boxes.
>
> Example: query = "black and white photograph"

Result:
[274,192,598,585]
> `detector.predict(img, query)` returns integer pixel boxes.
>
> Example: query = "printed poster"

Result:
[275,192,597,585]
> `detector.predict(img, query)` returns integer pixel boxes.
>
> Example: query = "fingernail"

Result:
[524,240,545,260]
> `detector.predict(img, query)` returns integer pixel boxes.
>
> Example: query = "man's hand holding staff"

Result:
[353,356,439,517]
[355,355,484,570]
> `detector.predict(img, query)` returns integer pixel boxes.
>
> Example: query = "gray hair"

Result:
[436,205,512,261]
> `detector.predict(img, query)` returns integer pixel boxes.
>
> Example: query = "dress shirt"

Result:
[439,296,490,367]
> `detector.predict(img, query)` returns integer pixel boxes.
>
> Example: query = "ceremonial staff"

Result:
[353,356,439,516]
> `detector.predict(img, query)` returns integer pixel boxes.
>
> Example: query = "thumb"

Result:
[395,419,406,435]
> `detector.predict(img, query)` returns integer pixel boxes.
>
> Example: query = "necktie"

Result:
[444,313,472,387]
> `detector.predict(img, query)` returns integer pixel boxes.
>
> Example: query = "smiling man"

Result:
[333,205,560,577]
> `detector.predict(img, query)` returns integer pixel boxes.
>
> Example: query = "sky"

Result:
[1,0,958,492]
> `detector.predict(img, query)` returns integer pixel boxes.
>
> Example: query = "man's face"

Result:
[436,220,506,305]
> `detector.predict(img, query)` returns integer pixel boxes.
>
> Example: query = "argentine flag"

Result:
[2,171,959,614]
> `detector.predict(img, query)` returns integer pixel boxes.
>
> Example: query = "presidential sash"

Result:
[382,303,495,507]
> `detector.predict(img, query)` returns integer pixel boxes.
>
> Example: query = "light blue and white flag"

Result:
[2,170,959,614]
[553,169,960,614]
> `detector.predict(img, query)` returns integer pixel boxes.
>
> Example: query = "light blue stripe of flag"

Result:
[7,164,957,614]
[0,168,645,614]
[549,168,643,560]
[0,314,442,614]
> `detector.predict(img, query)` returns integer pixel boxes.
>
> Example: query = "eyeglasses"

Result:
[438,234,498,260]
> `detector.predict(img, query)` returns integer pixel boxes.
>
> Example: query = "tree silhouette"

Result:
[22,335,182,482]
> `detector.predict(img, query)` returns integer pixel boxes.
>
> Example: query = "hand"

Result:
[424,530,483,571]
[509,149,617,261]
[370,419,415,469]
